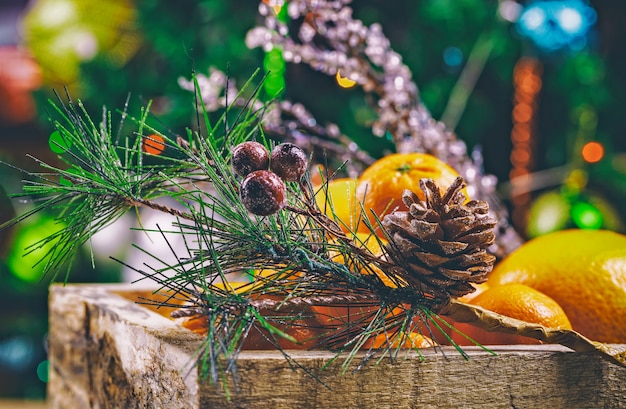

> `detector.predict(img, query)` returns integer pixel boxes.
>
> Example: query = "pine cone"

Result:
[382,176,497,311]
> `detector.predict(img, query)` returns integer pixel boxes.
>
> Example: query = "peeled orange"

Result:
[488,229,626,343]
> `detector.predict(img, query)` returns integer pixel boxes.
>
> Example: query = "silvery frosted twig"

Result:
[245,0,523,258]
[179,68,375,176]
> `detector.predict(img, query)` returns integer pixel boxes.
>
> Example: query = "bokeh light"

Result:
[48,130,72,154]
[36,360,49,383]
[571,201,603,229]
[142,134,166,155]
[7,216,67,282]
[581,141,604,163]
[263,47,286,98]
[262,0,284,15]
[443,47,463,68]
[336,69,357,88]
[516,0,597,52]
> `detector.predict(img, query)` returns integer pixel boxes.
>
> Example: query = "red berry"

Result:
[240,170,286,216]
[270,143,308,182]
[232,141,270,177]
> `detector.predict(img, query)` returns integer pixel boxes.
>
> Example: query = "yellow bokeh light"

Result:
[336,69,357,88]
[262,0,284,14]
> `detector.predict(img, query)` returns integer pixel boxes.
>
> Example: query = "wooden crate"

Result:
[47,284,626,408]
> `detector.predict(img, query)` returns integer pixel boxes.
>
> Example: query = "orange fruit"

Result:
[355,153,464,236]
[314,177,361,233]
[470,283,572,329]
[311,303,378,329]
[313,232,396,327]
[241,298,323,351]
[327,232,401,287]
[177,282,323,350]
[364,331,435,349]
[488,229,626,343]
[456,282,490,303]
[446,283,572,346]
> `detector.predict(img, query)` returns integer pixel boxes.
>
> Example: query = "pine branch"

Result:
[1,72,483,389]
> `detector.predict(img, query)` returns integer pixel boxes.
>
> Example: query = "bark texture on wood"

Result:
[48,284,626,409]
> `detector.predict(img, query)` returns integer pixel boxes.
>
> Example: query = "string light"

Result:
[516,0,597,52]
[571,201,603,229]
[581,141,604,163]
[509,57,543,229]
[49,130,71,154]
[142,134,166,155]
[336,69,356,88]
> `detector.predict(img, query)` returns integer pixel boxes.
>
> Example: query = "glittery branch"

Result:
[178,68,375,176]
[244,0,523,258]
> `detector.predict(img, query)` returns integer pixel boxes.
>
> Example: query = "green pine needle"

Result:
[0,71,467,389]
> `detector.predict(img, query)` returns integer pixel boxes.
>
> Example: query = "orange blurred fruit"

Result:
[313,232,397,327]
[447,283,572,346]
[364,331,435,349]
[488,229,626,343]
[315,177,361,233]
[241,295,323,350]
[178,282,323,350]
[327,232,399,286]
[355,153,464,236]
[471,283,572,329]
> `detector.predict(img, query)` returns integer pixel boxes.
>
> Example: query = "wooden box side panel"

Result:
[47,284,203,409]
[200,347,626,409]
[47,284,626,409]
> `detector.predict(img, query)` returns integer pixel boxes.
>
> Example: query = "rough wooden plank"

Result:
[48,284,626,409]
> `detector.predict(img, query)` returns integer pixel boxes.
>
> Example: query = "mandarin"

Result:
[314,177,360,233]
[330,231,406,288]
[488,229,626,343]
[355,153,464,236]
[364,331,435,349]
[313,232,396,327]
[446,283,572,346]
[178,282,323,350]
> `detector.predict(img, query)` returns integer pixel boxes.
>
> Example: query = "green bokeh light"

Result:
[571,201,604,229]
[59,166,84,186]
[7,216,67,282]
[36,360,49,383]
[527,191,571,238]
[49,130,72,154]
[264,48,286,74]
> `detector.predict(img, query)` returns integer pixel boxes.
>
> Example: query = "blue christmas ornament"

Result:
[516,0,596,52]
